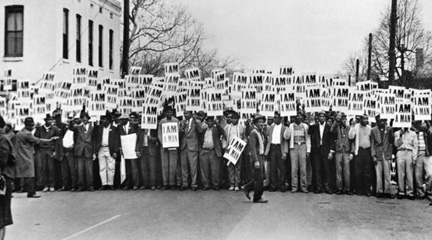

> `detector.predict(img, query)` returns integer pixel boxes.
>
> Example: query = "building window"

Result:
[63,8,69,59]
[76,14,81,62]
[5,5,24,57]
[98,25,103,67]
[109,29,113,70]
[88,20,93,66]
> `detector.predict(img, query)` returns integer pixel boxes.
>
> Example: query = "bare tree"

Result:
[371,0,432,84]
[126,0,237,76]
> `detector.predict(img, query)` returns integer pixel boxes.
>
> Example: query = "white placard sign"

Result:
[174,92,187,117]
[240,88,257,114]
[379,93,396,119]
[280,90,297,117]
[161,122,179,148]
[348,91,365,116]
[223,137,247,165]
[141,104,158,129]
[305,86,321,113]
[332,86,349,112]
[164,63,179,74]
[393,103,412,128]
[120,134,138,159]
[260,91,276,117]
[206,89,224,116]
[413,91,431,121]
[364,97,378,123]
[186,87,201,111]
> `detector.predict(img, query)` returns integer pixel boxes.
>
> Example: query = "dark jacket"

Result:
[118,122,141,153]
[199,124,226,157]
[308,122,333,156]
[73,124,96,158]
[179,118,205,152]
[95,124,120,156]
[0,130,15,179]
[330,122,352,153]
[371,126,394,160]
[34,125,59,150]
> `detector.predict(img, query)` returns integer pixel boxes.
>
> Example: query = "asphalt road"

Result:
[6,189,432,240]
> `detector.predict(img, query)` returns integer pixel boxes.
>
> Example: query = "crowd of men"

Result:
[3,106,432,205]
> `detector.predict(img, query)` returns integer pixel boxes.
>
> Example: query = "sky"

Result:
[171,0,432,75]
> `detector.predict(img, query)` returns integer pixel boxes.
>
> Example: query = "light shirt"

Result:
[202,128,214,149]
[358,125,371,148]
[124,122,130,134]
[271,124,282,144]
[143,130,149,147]
[319,122,326,145]
[228,124,240,143]
[418,132,426,151]
[102,125,110,146]
[293,124,306,143]
[187,119,192,132]
[84,123,89,132]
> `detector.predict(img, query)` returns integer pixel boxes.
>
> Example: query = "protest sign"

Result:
[379,93,396,119]
[72,67,87,88]
[206,89,224,116]
[223,137,247,165]
[161,122,179,148]
[320,88,332,111]
[279,90,297,117]
[293,75,306,100]
[174,92,187,117]
[263,74,273,92]
[141,104,158,129]
[33,94,47,122]
[129,66,141,75]
[279,65,294,75]
[389,86,406,103]
[240,88,257,114]
[131,88,146,112]
[118,97,134,116]
[39,72,55,94]
[185,67,201,82]
[3,69,13,91]
[305,86,321,112]
[332,86,349,112]
[145,84,163,105]
[348,91,365,116]
[393,103,412,128]
[250,74,263,93]
[164,62,179,74]
[186,86,201,111]
[0,97,7,117]
[412,90,431,121]
[87,69,98,90]
[259,91,276,117]
[364,97,378,123]
[89,91,106,117]
[163,74,179,95]
[120,134,138,159]
[272,75,289,94]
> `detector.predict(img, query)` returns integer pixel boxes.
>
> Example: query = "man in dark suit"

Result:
[95,112,120,190]
[73,112,96,191]
[199,116,226,191]
[179,110,204,191]
[308,111,334,193]
[140,128,160,190]
[118,113,141,190]
[265,112,288,192]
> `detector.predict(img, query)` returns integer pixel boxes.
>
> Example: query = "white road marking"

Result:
[61,215,121,240]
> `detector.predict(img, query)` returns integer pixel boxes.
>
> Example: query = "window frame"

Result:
[4,5,24,57]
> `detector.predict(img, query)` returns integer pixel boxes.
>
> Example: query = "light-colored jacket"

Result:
[349,123,372,155]
[265,124,288,157]
[283,123,311,153]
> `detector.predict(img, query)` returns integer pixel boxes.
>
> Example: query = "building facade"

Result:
[0,0,121,83]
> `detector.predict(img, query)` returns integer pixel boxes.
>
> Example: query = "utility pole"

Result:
[122,0,130,78]
[388,0,397,87]
[356,59,360,82]
[367,33,372,80]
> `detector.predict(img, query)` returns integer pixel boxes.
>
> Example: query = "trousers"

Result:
[423,155,432,201]
[77,156,93,189]
[314,148,331,191]
[140,147,157,187]
[290,144,307,191]
[397,150,414,196]
[36,148,55,187]
[200,149,220,187]
[98,147,115,186]
[161,149,177,186]
[335,152,350,192]
[356,147,373,194]
[415,151,427,197]
[269,144,286,189]
[228,155,242,188]
[61,148,77,189]
[124,158,140,188]
[243,155,264,201]
[180,148,199,188]
[375,153,391,194]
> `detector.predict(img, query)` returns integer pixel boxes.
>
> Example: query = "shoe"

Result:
[335,191,343,195]
[151,186,156,191]
[98,187,104,191]
[234,187,240,191]
[191,187,197,191]
[76,187,82,192]
[314,189,323,194]
[133,186,139,190]
[269,187,277,192]
[109,186,115,190]
[228,186,235,191]
[242,187,251,200]
[178,186,185,191]
[280,187,286,193]
[366,192,372,197]
[27,194,41,198]
[213,187,220,191]
[122,186,129,190]
[302,189,309,193]
[57,187,67,192]
[345,191,353,196]
[253,198,269,203]
[49,187,55,192]
[408,195,416,200]
[291,189,297,193]
[202,187,210,191]
[139,186,146,190]
[70,188,76,192]
[88,187,94,192]
[397,194,405,199]
[417,195,425,200]
[42,187,49,192]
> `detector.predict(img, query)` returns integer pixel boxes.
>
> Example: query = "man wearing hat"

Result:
[242,114,268,203]
[308,111,333,194]
[74,112,96,191]
[95,111,120,190]
[118,113,141,190]
[179,110,205,191]
[59,112,78,191]
[15,117,58,198]
[158,106,180,189]
[371,116,394,198]
[284,111,311,193]
[199,116,226,191]
[34,114,60,192]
